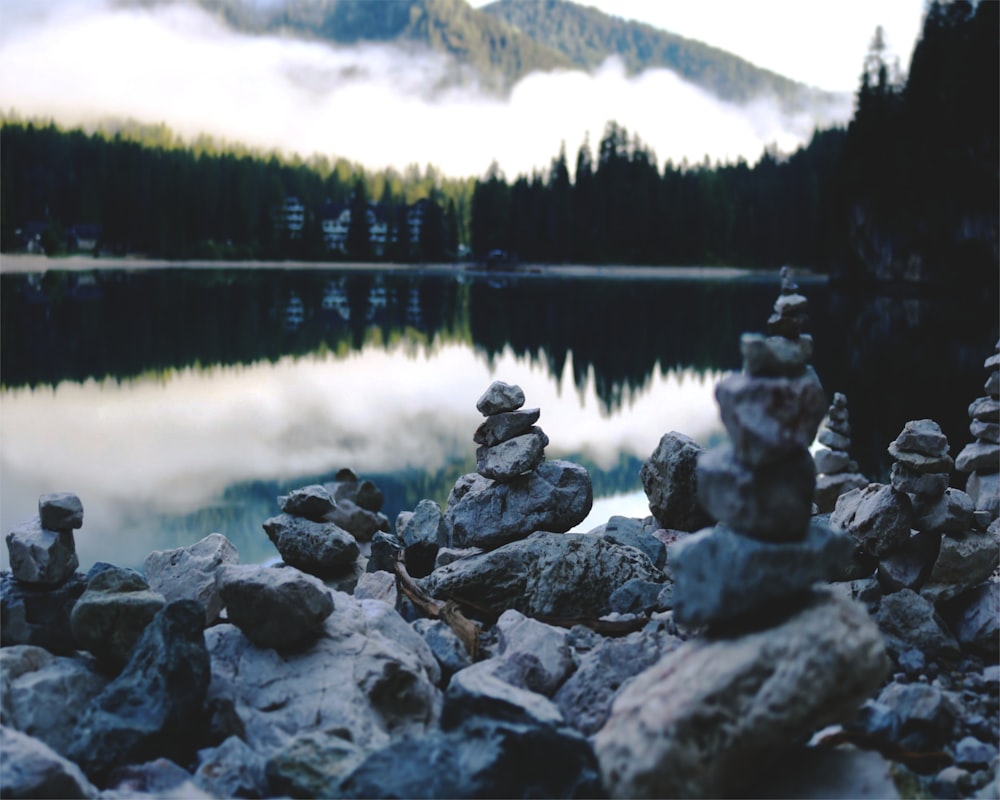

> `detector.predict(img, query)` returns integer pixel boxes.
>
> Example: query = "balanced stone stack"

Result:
[473,381,548,481]
[593,272,888,798]
[956,341,1000,520]
[813,392,868,512]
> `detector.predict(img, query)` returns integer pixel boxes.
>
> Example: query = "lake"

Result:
[1,257,996,572]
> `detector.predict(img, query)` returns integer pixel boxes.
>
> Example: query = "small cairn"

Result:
[813,392,868,512]
[472,381,548,480]
[956,340,1000,521]
[6,492,82,586]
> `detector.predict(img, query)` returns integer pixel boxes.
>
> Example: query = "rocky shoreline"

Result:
[2,274,998,799]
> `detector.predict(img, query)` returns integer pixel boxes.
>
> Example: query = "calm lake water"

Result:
[1,258,996,572]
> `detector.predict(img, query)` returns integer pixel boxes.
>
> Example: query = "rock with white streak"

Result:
[144,533,239,625]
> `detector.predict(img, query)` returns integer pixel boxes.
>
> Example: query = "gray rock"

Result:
[888,442,955,473]
[215,564,334,650]
[553,620,681,736]
[400,499,446,578]
[495,609,574,697]
[892,419,950,457]
[277,484,337,520]
[143,533,238,626]
[739,332,811,377]
[639,431,712,532]
[67,600,211,783]
[263,513,360,577]
[329,473,385,513]
[818,427,851,450]
[609,578,666,614]
[473,407,540,446]
[877,681,961,751]
[102,758,202,798]
[932,765,973,799]
[966,471,1000,519]
[325,498,389,543]
[412,618,473,681]
[876,531,940,593]
[696,444,815,541]
[5,519,78,586]
[954,736,996,769]
[874,588,960,660]
[669,521,854,629]
[890,462,949,497]
[194,735,268,800]
[602,515,666,568]
[38,493,84,531]
[443,460,592,550]
[970,419,1000,444]
[475,428,548,481]
[814,472,869,514]
[987,369,1000,397]
[926,530,1000,589]
[594,588,889,799]
[913,487,975,533]
[443,661,565,729]
[476,381,525,415]
[205,592,441,756]
[433,546,483,569]
[956,441,1000,473]
[1,648,108,756]
[969,396,1000,423]
[365,530,402,574]
[715,370,827,466]
[946,581,999,658]
[353,570,397,605]
[266,732,367,799]
[421,531,662,619]
[830,484,914,558]
[70,565,166,668]
[814,447,851,474]
[1,571,86,653]
[0,725,97,799]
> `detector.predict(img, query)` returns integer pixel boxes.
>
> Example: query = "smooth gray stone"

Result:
[814,472,868,514]
[830,484,914,558]
[215,565,334,651]
[475,428,548,481]
[0,726,97,800]
[38,493,83,531]
[956,440,1000,473]
[144,532,239,626]
[892,419,950,458]
[969,396,1000,423]
[912,487,975,534]
[986,353,1000,370]
[262,513,360,577]
[814,447,851,474]
[696,444,815,541]
[669,521,854,629]
[970,419,1000,444]
[473,407,540,446]
[818,427,850,450]
[277,484,337,521]
[715,370,827,466]
[0,572,86,653]
[421,531,662,619]
[966,471,1000,519]
[476,381,525,415]
[5,519,78,586]
[739,333,811,377]
[443,460,592,550]
[890,462,949,498]
[639,431,711,532]
[888,442,954,474]
[876,531,941,593]
[874,588,960,660]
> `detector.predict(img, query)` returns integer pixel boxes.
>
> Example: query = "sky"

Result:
[0,0,927,178]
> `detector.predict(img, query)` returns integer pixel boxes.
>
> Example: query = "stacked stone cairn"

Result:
[813,392,868,512]
[956,340,1000,521]
[593,270,889,798]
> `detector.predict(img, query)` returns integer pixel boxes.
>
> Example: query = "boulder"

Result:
[0,726,97,800]
[421,531,663,619]
[669,521,854,629]
[696,444,815,541]
[67,600,211,783]
[205,592,441,757]
[1,571,86,653]
[473,407,540,447]
[494,609,574,697]
[593,589,889,799]
[830,484,914,558]
[956,441,1000,474]
[215,564,334,650]
[944,580,999,659]
[5,519,79,586]
[925,530,1000,592]
[143,533,238,625]
[714,371,827,466]
[443,460,592,550]
[639,431,712,532]
[70,565,166,668]
[874,588,960,660]
[277,484,337,521]
[38,493,84,531]
[476,381,525,415]
[193,735,269,800]
[475,428,548,481]
[912,487,975,534]
[892,419,950,457]
[266,732,367,799]
[262,513,360,577]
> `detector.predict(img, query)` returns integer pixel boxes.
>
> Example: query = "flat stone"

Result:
[37,493,83,531]
[956,440,1000,473]
[594,589,889,799]
[669,520,855,629]
[912,487,975,534]
[966,471,999,518]
[892,419,950,458]
[696,444,815,541]
[876,531,941,593]
[277,484,337,521]
[144,532,239,626]
[830,484,914,558]
[476,381,525,415]
[5,519,78,586]
[890,462,949,498]
[639,431,712,532]
[475,428,548,481]
[262,514,360,578]
[814,448,851,474]
[888,442,955,474]
[473,408,540,447]
[814,472,868,514]
[969,396,1000,423]
[739,333,811,377]
[818,427,850,452]
[970,419,1000,444]
[986,370,999,398]
[715,371,828,466]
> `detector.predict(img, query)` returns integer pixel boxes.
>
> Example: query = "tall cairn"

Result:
[813,392,868,512]
[956,340,1000,521]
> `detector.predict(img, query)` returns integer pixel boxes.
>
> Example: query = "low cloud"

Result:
[0,0,852,177]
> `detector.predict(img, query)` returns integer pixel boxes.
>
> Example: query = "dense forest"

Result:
[1,0,995,285]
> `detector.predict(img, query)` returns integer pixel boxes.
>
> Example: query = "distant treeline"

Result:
[1,0,995,283]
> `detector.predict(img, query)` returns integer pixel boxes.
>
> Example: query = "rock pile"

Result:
[813,392,868,512]
[594,271,889,798]
[957,340,1000,520]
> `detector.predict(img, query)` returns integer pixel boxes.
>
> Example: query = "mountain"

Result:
[147,0,832,109]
